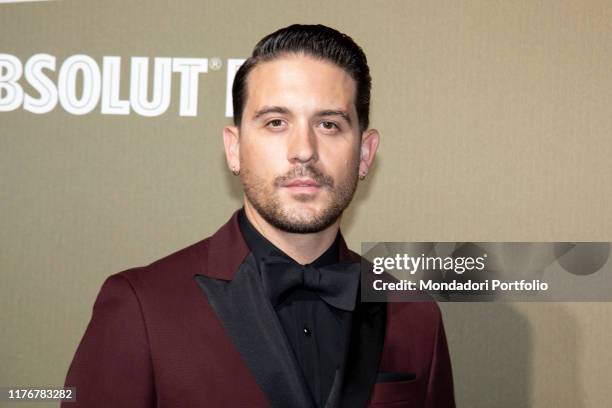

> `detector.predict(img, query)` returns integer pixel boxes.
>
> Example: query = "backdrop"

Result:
[1,1,611,407]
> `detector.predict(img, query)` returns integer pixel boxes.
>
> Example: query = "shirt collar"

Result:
[237,207,340,269]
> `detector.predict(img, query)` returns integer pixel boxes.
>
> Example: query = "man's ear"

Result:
[358,128,380,179]
[223,125,240,174]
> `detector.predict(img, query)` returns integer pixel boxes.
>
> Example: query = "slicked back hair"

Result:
[232,24,372,133]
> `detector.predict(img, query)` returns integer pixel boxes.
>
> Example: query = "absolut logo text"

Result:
[0,54,245,117]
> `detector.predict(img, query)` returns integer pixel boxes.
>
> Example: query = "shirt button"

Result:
[303,327,312,336]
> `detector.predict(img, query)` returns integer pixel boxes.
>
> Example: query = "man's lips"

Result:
[283,178,321,188]
[282,178,322,193]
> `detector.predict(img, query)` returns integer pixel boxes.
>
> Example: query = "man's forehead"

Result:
[244,54,358,116]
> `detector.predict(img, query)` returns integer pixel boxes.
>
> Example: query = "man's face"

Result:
[233,54,363,233]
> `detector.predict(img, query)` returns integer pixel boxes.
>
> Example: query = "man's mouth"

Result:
[282,178,322,194]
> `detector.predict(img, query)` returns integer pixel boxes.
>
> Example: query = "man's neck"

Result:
[243,201,340,265]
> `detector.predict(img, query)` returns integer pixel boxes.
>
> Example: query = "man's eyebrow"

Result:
[315,110,352,125]
[252,106,291,120]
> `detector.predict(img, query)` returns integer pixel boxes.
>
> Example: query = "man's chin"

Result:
[270,203,339,234]
[279,201,325,218]
[280,187,323,203]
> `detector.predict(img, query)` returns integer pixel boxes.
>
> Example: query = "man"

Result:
[63,24,455,408]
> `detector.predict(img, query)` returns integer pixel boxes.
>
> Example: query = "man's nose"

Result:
[287,122,318,164]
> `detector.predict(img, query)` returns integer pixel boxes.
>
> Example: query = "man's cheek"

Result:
[253,145,284,164]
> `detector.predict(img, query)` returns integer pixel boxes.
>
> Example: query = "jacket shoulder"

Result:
[387,299,442,326]
[113,236,212,292]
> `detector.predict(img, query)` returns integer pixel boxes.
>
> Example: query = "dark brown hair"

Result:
[232,24,372,132]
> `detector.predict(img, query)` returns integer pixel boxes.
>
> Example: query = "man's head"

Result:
[232,24,372,133]
[223,24,379,234]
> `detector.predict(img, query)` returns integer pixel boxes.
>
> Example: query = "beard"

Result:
[240,161,359,233]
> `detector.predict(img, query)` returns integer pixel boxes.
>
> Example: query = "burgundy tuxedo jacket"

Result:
[63,211,455,407]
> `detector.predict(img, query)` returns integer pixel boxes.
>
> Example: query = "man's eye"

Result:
[320,121,339,130]
[267,119,284,128]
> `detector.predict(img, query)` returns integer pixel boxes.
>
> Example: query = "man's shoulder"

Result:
[98,210,246,297]
[111,234,214,293]
[387,299,442,323]
[384,300,444,348]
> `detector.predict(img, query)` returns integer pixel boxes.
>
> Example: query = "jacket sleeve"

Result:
[425,312,456,408]
[62,274,156,408]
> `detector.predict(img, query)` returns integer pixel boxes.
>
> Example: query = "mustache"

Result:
[274,164,334,188]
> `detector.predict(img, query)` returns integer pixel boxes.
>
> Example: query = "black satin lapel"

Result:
[338,301,387,408]
[194,254,314,408]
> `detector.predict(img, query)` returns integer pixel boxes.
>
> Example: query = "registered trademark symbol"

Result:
[209,57,222,71]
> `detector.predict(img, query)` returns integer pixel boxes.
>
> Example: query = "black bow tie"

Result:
[260,252,360,311]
